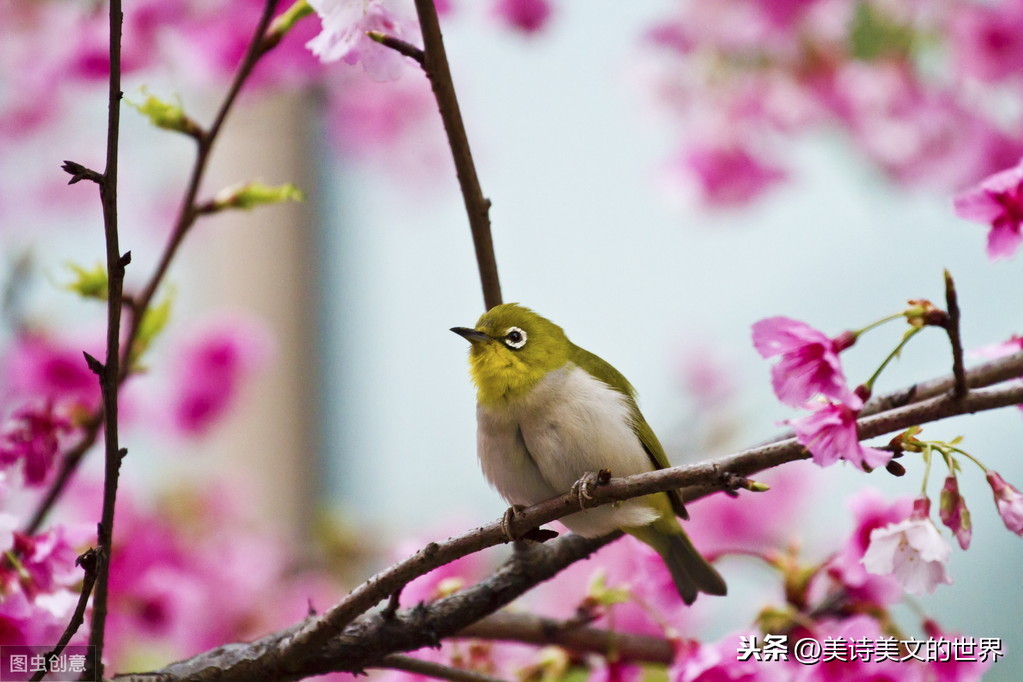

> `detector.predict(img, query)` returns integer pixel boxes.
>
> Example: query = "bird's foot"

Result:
[501,505,559,546]
[571,468,612,509]
[501,504,527,543]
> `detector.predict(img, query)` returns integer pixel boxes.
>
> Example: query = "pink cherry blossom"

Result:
[670,632,792,681]
[306,0,411,81]
[862,497,953,596]
[949,1,1023,84]
[9,526,81,597]
[985,470,1023,535]
[809,615,928,681]
[492,0,552,34]
[752,317,856,407]
[969,333,1023,359]
[674,143,787,208]
[953,157,1023,260]
[825,489,912,607]
[686,468,809,557]
[923,619,991,682]
[0,403,72,486]
[788,398,891,471]
[3,332,101,411]
[939,474,972,550]
[169,316,273,437]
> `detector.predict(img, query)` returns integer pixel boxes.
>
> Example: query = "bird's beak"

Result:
[450,327,490,344]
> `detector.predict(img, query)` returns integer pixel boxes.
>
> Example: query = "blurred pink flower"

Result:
[169,316,273,437]
[809,615,927,681]
[670,631,791,681]
[754,0,822,31]
[939,474,972,550]
[9,526,81,597]
[3,333,101,412]
[0,518,83,647]
[923,619,991,682]
[862,497,953,596]
[307,0,411,81]
[687,467,809,557]
[953,156,1023,259]
[174,0,325,90]
[530,533,698,639]
[0,589,72,647]
[492,0,552,34]
[950,1,1023,84]
[104,483,312,666]
[825,489,912,606]
[0,403,72,486]
[676,345,737,408]
[675,143,786,208]
[788,398,891,471]
[969,334,1023,359]
[752,317,856,407]
[985,470,1023,536]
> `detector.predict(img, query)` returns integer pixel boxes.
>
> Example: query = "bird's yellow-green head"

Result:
[452,303,571,406]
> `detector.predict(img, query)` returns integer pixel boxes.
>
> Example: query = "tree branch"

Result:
[85,0,127,673]
[112,364,1023,681]
[457,611,674,665]
[410,0,502,310]
[373,655,508,682]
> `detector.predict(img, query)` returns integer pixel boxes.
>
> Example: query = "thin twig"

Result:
[944,270,968,399]
[367,31,425,64]
[85,0,127,673]
[409,0,502,310]
[374,655,509,682]
[30,549,99,682]
[458,611,674,664]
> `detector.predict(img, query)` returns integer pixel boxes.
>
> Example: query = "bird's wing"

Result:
[569,344,689,520]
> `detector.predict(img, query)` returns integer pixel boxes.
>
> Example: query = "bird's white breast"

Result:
[476,363,658,537]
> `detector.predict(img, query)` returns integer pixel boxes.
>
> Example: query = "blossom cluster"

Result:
[752,315,889,471]
[637,0,1023,211]
[752,310,1023,600]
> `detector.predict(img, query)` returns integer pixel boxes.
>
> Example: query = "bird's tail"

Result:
[629,522,727,606]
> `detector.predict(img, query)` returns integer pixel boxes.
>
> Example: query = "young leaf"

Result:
[64,262,108,300]
[129,89,202,138]
[130,293,174,368]
[205,182,305,213]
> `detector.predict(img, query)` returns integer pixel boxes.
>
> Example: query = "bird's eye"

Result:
[503,327,527,350]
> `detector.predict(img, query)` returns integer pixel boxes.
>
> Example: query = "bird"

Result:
[452,302,726,604]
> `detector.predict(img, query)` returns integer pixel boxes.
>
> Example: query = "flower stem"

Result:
[853,311,909,337]
[864,327,924,391]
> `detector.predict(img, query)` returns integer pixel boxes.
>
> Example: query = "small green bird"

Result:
[452,303,726,604]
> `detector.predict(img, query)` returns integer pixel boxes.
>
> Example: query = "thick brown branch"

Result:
[411,0,502,310]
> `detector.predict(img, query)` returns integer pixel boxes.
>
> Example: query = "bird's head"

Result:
[452,303,571,405]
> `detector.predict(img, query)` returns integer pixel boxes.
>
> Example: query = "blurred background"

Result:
[2,0,1022,677]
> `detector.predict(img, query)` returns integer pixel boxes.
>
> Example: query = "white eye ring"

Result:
[503,327,527,349]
